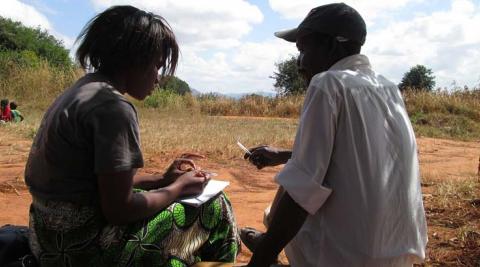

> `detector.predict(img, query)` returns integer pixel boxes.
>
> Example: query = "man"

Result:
[243,3,427,267]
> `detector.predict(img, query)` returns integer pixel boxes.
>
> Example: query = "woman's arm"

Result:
[98,169,208,225]
[133,173,170,190]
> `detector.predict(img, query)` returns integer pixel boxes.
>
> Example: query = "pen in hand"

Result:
[236,140,252,156]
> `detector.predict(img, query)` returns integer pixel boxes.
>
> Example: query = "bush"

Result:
[144,88,190,110]
[399,65,436,91]
[0,17,72,68]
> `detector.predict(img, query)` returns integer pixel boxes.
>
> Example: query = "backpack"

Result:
[0,224,37,266]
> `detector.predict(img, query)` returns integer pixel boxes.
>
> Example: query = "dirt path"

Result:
[0,129,479,264]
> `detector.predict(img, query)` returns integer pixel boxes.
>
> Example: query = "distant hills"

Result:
[190,88,202,96]
[190,88,277,98]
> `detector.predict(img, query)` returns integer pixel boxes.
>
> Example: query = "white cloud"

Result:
[365,0,480,88]
[4,0,477,92]
[90,0,293,93]
[90,0,263,50]
[0,0,74,48]
[268,0,480,88]
[1,0,52,29]
[176,39,297,93]
[268,0,423,23]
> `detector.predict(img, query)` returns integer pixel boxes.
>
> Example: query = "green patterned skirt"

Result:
[28,192,240,267]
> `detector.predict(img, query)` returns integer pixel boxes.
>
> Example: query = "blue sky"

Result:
[2,0,480,93]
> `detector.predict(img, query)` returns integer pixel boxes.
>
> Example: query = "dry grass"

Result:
[138,110,297,160]
[2,100,480,266]
[403,90,480,141]
[0,60,82,108]
[421,176,480,266]
[1,108,298,160]
[1,62,479,141]
[2,63,480,265]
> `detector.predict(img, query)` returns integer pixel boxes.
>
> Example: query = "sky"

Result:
[2,0,480,94]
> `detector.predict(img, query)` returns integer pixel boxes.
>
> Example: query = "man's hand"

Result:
[244,146,291,169]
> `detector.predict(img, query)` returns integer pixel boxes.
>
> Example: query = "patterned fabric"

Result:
[29,192,239,267]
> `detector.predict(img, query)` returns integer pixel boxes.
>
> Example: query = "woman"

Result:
[24,5,239,266]
[0,99,12,122]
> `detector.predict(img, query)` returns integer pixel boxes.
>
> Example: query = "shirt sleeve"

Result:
[275,74,340,215]
[84,100,144,174]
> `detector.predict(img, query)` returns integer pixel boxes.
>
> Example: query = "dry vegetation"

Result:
[138,111,297,160]
[2,62,479,141]
[404,90,480,141]
[1,63,480,266]
[421,177,480,266]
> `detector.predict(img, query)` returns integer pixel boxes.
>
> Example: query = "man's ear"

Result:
[326,36,340,61]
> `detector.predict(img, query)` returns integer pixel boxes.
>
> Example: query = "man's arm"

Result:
[248,191,308,267]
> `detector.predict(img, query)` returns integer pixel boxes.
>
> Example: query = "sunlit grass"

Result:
[138,109,298,160]
[2,62,480,143]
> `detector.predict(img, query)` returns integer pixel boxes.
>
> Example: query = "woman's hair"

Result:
[0,99,8,108]
[75,5,179,77]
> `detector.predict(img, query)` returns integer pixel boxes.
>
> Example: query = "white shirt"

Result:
[275,54,428,267]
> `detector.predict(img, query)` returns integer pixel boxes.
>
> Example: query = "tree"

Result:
[0,16,72,68]
[399,65,436,91]
[159,76,191,95]
[271,55,306,95]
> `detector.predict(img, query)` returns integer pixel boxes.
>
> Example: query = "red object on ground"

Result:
[1,105,12,121]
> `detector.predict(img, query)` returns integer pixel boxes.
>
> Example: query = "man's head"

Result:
[275,3,366,84]
[10,101,17,110]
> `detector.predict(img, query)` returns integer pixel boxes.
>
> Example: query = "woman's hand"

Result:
[163,153,205,184]
[174,170,210,198]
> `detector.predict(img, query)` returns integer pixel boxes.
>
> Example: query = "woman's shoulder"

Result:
[75,73,125,100]
[56,73,136,123]
[72,74,131,106]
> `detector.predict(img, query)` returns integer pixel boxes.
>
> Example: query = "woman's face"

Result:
[125,60,161,100]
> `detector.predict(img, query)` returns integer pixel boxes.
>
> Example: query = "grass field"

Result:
[1,62,480,266]
[2,62,479,142]
[1,111,479,266]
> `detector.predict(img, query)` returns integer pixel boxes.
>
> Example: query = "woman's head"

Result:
[1,99,8,109]
[75,5,179,99]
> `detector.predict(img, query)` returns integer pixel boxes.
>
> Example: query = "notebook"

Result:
[179,179,230,207]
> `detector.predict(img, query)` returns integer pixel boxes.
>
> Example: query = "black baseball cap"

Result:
[275,3,367,45]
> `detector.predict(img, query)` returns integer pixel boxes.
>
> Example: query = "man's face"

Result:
[296,33,332,85]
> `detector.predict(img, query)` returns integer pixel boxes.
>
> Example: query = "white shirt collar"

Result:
[328,54,371,71]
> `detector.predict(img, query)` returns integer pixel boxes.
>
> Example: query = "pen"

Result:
[236,140,252,155]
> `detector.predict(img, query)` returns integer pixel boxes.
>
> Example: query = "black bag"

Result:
[0,224,37,267]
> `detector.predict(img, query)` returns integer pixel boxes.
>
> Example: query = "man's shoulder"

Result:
[313,68,398,91]
[310,71,343,91]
